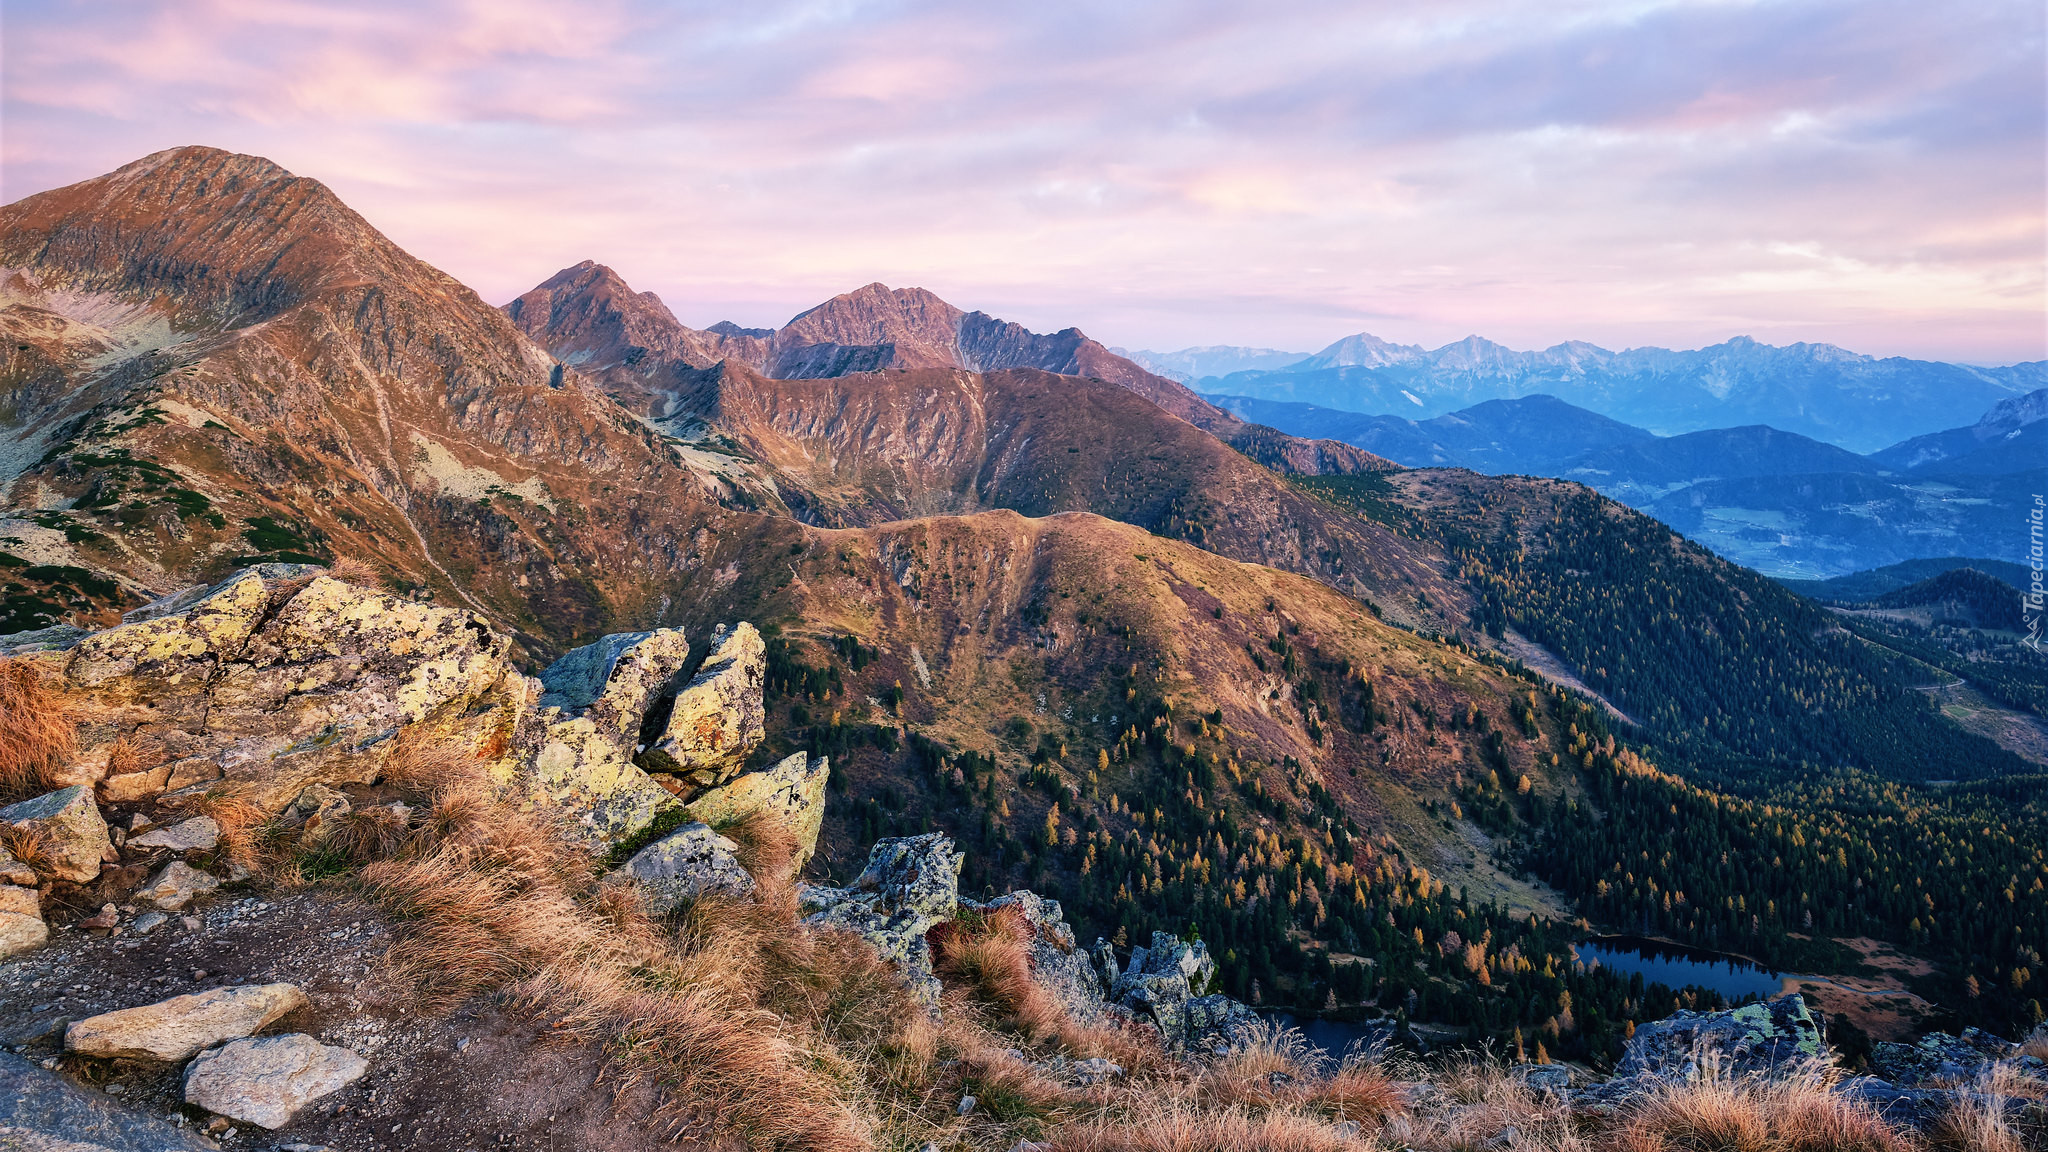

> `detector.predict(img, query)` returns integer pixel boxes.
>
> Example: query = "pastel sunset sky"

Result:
[5,0,2043,361]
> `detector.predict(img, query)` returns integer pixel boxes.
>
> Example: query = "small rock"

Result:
[66,983,308,1062]
[1074,1056,1124,1084]
[0,844,37,886]
[132,911,170,935]
[184,1033,368,1129]
[614,822,754,914]
[129,816,221,853]
[181,916,203,932]
[1332,1120,1361,1138]
[137,860,220,910]
[0,785,112,883]
[957,1094,977,1115]
[78,903,120,931]
[0,883,39,917]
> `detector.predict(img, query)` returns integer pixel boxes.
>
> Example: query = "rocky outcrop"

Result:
[614,822,755,914]
[683,751,829,867]
[973,890,1118,1027]
[643,622,766,786]
[65,983,307,1063]
[801,833,963,1006]
[183,1033,368,1129]
[526,629,690,844]
[1109,931,1243,1050]
[66,566,515,813]
[0,1050,214,1151]
[0,785,110,883]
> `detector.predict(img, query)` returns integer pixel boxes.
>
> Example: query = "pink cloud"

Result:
[3,0,2041,362]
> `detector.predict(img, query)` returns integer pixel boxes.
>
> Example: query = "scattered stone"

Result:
[184,1033,368,1129]
[66,983,308,1062]
[128,816,220,853]
[683,752,829,868]
[613,822,754,914]
[1073,1057,1123,1085]
[137,860,220,911]
[802,833,962,1005]
[131,911,169,935]
[0,1049,213,1151]
[285,785,351,839]
[957,1094,977,1116]
[643,622,766,784]
[1512,1063,1570,1093]
[79,903,120,931]
[0,785,112,883]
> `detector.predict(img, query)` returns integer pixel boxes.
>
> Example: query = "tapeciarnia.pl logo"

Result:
[2025,494,2044,651]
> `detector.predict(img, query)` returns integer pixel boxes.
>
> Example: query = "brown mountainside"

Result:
[504,261,1391,475]
[0,146,1559,914]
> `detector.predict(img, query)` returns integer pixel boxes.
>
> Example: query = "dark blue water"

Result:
[1573,935,1786,1001]
[1262,1013,1397,1062]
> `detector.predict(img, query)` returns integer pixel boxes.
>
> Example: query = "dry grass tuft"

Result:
[1924,1064,2044,1152]
[325,556,380,586]
[188,791,278,876]
[1605,1061,1913,1152]
[1047,1100,1368,1152]
[0,823,53,874]
[934,904,1068,1042]
[0,658,77,799]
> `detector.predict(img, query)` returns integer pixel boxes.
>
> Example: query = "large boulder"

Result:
[642,623,765,785]
[65,567,516,812]
[65,983,307,1063]
[525,629,690,845]
[1185,994,1265,1053]
[0,1050,214,1151]
[683,752,829,868]
[614,822,755,915]
[0,785,111,883]
[802,833,963,1006]
[183,1033,368,1129]
[1613,994,1827,1081]
[1867,1027,2027,1086]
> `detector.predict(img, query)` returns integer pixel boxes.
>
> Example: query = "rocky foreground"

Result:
[0,564,2043,1151]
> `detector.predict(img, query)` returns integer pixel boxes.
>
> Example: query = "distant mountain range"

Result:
[1131,335,2044,453]
[1209,390,2048,579]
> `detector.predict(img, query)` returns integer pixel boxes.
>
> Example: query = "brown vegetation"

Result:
[0,657,77,799]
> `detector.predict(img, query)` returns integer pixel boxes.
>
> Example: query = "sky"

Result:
[4,0,2044,363]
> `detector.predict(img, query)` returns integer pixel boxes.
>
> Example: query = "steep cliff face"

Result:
[0,148,781,651]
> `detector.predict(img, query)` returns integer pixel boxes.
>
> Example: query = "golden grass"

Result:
[0,658,77,799]
[1046,1100,1370,1152]
[1604,1061,1914,1152]
[935,904,1068,1041]
[325,556,380,586]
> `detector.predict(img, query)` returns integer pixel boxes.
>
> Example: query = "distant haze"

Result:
[4,0,2041,362]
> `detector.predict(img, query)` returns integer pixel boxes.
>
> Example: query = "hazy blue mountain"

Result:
[1115,344,1309,382]
[1777,557,2036,601]
[1869,387,2048,475]
[1219,391,2036,579]
[1204,333,2045,453]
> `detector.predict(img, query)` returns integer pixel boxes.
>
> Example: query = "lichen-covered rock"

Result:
[66,983,307,1063]
[614,822,755,914]
[183,1033,368,1129]
[127,815,219,852]
[643,622,765,784]
[65,567,516,813]
[136,860,220,910]
[684,752,829,867]
[802,833,962,1006]
[1867,1027,2027,1086]
[525,629,690,844]
[0,1049,213,1151]
[1185,994,1264,1053]
[1107,933,1244,1049]
[0,785,111,883]
[1614,994,1826,1080]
